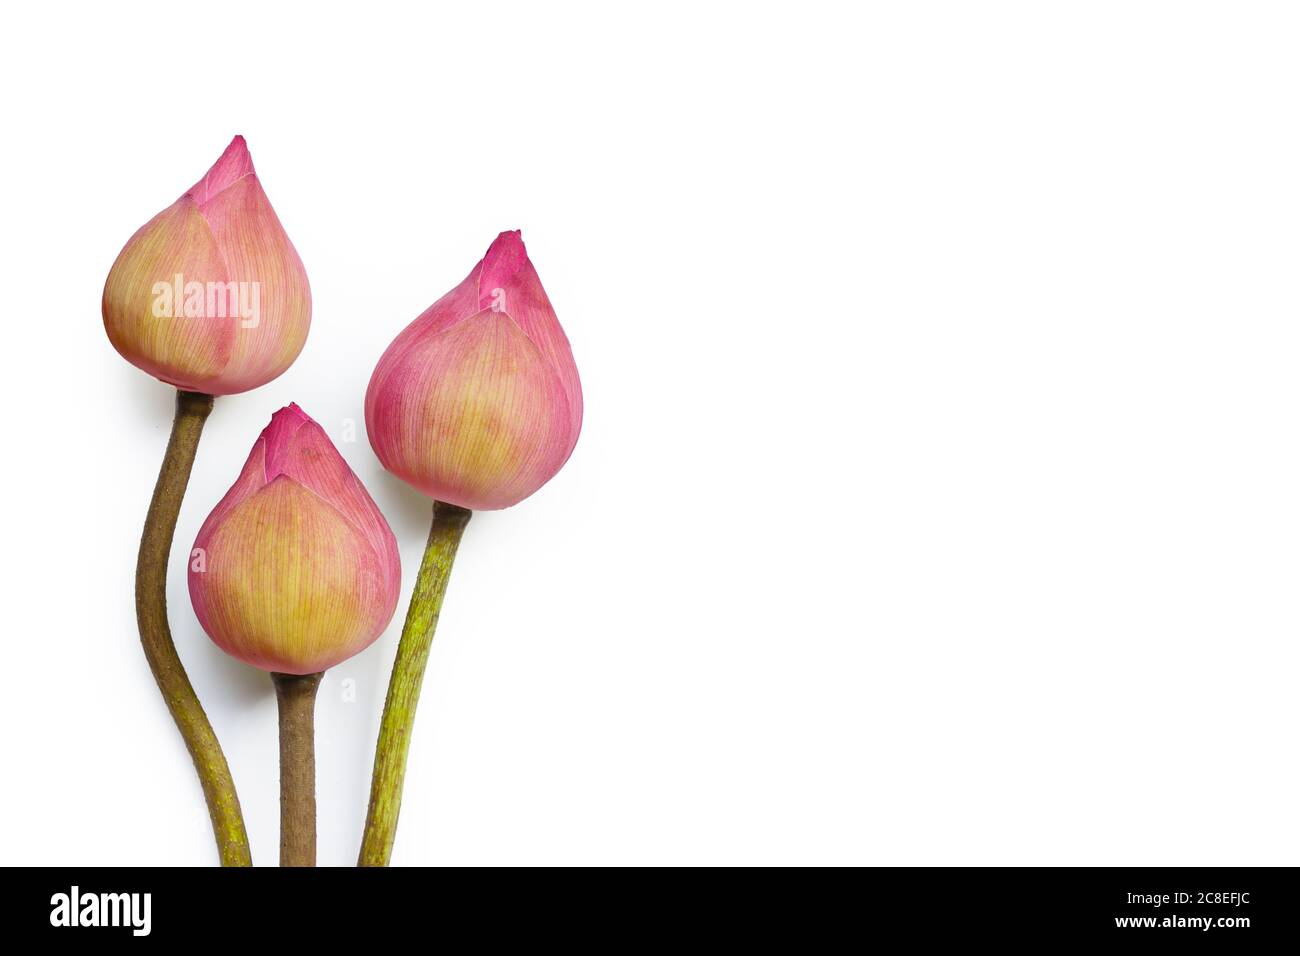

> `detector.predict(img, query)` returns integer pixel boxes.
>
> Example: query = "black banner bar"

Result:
[7,867,1295,943]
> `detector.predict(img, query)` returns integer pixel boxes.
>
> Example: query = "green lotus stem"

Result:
[272,671,324,866]
[136,389,252,866]
[359,500,471,866]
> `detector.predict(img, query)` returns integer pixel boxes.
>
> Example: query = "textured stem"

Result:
[136,389,251,866]
[358,501,471,866]
[272,671,324,867]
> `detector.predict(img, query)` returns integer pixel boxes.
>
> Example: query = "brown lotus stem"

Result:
[272,670,325,866]
[136,389,252,866]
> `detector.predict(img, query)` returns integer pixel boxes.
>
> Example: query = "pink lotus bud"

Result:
[365,231,582,510]
[188,405,400,674]
[102,136,311,395]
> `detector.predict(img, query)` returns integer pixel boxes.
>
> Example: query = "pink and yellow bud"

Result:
[103,136,311,395]
[365,231,582,510]
[188,405,400,674]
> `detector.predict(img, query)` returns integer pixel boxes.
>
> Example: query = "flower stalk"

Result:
[272,671,324,866]
[358,501,471,866]
[136,389,251,866]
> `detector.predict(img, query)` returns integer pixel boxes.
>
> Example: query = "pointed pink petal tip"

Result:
[186,135,257,207]
[261,403,315,477]
[273,401,310,424]
[478,230,527,308]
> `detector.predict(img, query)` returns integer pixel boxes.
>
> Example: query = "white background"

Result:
[2,1,1297,866]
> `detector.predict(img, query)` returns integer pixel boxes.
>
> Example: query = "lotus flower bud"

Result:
[365,231,582,510]
[189,405,400,674]
[103,136,311,395]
